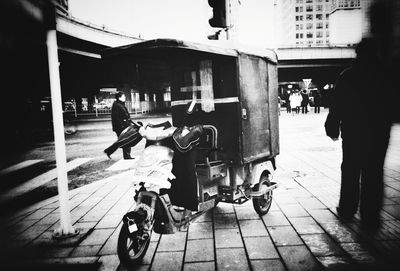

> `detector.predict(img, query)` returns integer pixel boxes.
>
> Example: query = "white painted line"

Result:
[0,160,44,176]
[0,158,92,202]
[106,158,137,171]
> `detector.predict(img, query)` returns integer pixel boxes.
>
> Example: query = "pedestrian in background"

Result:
[324,37,393,231]
[301,89,309,114]
[104,91,133,159]
[292,91,301,114]
[286,93,291,114]
[289,92,297,115]
[314,90,322,114]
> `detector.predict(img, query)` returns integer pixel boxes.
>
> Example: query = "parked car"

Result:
[63,101,76,112]
[93,101,111,110]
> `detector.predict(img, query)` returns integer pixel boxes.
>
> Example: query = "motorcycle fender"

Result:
[153,195,178,234]
[251,161,274,185]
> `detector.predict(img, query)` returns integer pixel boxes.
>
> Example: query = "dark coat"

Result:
[301,91,309,106]
[314,92,322,105]
[325,61,391,142]
[111,100,131,133]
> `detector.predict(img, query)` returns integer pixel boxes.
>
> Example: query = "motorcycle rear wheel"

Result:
[252,175,273,216]
[117,223,151,268]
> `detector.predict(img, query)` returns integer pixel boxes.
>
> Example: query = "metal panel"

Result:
[238,54,275,163]
[267,62,280,157]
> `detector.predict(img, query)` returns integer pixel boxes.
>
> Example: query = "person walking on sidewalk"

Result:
[301,89,309,114]
[286,94,291,114]
[324,38,393,231]
[313,90,322,114]
[290,91,301,115]
[105,91,133,159]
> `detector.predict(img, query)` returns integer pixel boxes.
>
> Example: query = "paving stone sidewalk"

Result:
[1,111,399,271]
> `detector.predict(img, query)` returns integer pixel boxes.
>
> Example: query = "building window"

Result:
[306,14,313,20]
[306,32,313,38]
[296,24,304,30]
[296,0,304,3]
[326,31,329,37]
[316,40,324,45]
[326,22,329,28]
[295,6,303,12]
[316,22,323,29]
[306,0,312,3]
[326,14,329,19]
[296,15,304,21]
[332,0,361,10]
[296,33,304,39]
[316,14,323,20]
[306,23,313,29]
[306,5,313,12]
[316,5,323,11]
[316,31,323,38]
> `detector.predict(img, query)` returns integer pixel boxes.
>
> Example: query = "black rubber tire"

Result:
[252,175,273,216]
[117,223,151,268]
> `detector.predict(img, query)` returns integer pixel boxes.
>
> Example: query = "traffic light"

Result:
[208,0,227,28]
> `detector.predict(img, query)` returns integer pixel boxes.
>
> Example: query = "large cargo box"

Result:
[102,39,279,164]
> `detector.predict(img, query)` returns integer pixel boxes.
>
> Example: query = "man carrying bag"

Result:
[104,91,142,159]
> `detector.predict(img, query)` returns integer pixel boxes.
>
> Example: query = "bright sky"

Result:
[68,0,276,48]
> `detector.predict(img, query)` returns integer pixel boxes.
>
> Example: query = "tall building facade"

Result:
[329,0,373,45]
[278,0,332,47]
[277,0,377,47]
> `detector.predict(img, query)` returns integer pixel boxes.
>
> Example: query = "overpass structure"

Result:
[276,46,355,87]
[56,14,141,58]
[54,14,142,102]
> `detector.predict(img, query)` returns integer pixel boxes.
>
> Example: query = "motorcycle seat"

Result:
[139,121,177,141]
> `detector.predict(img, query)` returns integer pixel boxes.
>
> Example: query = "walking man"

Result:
[105,91,132,159]
[314,90,322,114]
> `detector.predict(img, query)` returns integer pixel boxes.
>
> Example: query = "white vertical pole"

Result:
[225,0,231,40]
[46,28,77,237]
[273,0,278,51]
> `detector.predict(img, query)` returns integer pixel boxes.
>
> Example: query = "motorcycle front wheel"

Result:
[117,223,151,268]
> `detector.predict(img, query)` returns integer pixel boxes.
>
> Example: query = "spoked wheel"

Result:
[252,175,273,216]
[117,223,151,268]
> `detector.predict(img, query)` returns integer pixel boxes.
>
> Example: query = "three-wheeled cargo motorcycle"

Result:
[101,39,280,268]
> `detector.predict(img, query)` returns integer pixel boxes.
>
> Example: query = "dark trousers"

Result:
[339,136,389,223]
[104,130,131,159]
[117,130,131,159]
[301,105,308,114]
[314,106,320,113]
